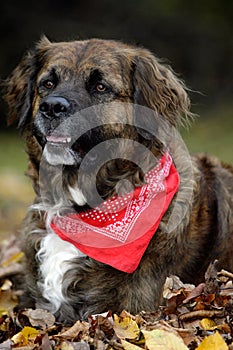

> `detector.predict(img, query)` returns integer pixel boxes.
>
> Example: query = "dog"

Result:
[4,37,233,323]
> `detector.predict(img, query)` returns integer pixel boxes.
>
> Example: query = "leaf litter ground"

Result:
[1,236,233,349]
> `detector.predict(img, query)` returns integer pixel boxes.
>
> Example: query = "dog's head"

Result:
[4,37,191,207]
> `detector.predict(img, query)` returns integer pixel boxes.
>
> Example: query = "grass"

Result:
[0,132,28,172]
[182,103,233,163]
[0,132,33,239]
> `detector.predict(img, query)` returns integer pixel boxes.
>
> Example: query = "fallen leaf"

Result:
[1,280,13,291]
[195,331,228,350]
[11,331,26,347]
[0,280,18,316]
[199,318,230,332]
[60,341,76,350]
[163,276,195,300]
[11,326,39,346]
[200,318,217,330]
[204,260,220,295]
[1,251,24,268]
[121,339,142,350]
[183,283,206,303]
[0,263,23,280]
[0,339,13,349]
[20,326,39,338]
[1,239,233,350]
[218,269,233,280]
[113,314,140,340]
[120,310,136,320]
[22,308,55,330]
[56,320,89,340]
[60,341,90,349]
[175,328,196,346]
[142,329,188,350]
[39,333,53,350]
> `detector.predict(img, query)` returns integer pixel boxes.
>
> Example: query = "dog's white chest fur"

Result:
[36,232,85,312]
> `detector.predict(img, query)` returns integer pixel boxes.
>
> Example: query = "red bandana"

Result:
[51,152,179,273]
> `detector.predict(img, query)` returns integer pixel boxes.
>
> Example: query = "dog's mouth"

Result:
[43,134,86,166]
[46,135,72,144]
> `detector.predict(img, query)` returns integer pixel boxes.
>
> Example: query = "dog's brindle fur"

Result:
[4,37,233,322]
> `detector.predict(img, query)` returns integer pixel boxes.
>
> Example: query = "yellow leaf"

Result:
[200,318,217,330]
[22,326,39,339]
[196,331,228,350]
[12,331,27,346]
[142,329,188,350]
[200,319,230,333]
[121,339,142,350]
[113,315,140,340]
[1,252,24,267]
[12,326,39,346]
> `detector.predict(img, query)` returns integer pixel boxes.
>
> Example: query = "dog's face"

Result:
[5,37,191,206]
[31,39,138,168]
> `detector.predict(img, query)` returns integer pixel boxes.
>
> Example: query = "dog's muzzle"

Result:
[33,95,84,166]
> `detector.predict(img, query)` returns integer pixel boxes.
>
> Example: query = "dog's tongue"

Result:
[46,135,71,144]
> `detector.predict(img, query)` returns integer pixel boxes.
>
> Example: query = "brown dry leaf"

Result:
[163,276,195,300]
[59,341,74,350]
[59,341,90,349]
[0,280,18,316]
[113,314,140,340]
[175,328,196,346]
[0,339,13,349]
[56,320,89,340]
[0,236,22,263]
[195,331,228,350]
[219,279,233,297]
[22,308,55,330]
[1,247,233,350]
[39,333,53,350]
[142,329,188,350]
[183,283,206,303]
[121,339,142,350]
[120,310,136,320]
[60,342,75,350]
[11,326,39,347]
[204,260,220,295]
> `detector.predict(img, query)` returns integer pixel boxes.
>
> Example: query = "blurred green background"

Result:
[0,0,232,239]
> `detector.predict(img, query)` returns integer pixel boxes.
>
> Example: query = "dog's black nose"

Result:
[39,96,71,118]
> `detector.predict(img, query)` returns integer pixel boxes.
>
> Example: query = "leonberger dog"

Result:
[4,37,233,323]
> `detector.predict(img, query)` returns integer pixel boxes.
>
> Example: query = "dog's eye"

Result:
[95,83,108,93]
[43,80,55,89]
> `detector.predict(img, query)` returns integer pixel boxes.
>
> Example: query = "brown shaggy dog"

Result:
[4,37,233,323]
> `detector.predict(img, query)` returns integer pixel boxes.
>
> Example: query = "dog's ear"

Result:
[133,50,192,127]
[4,36,51,129]
[4,50,37,129]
